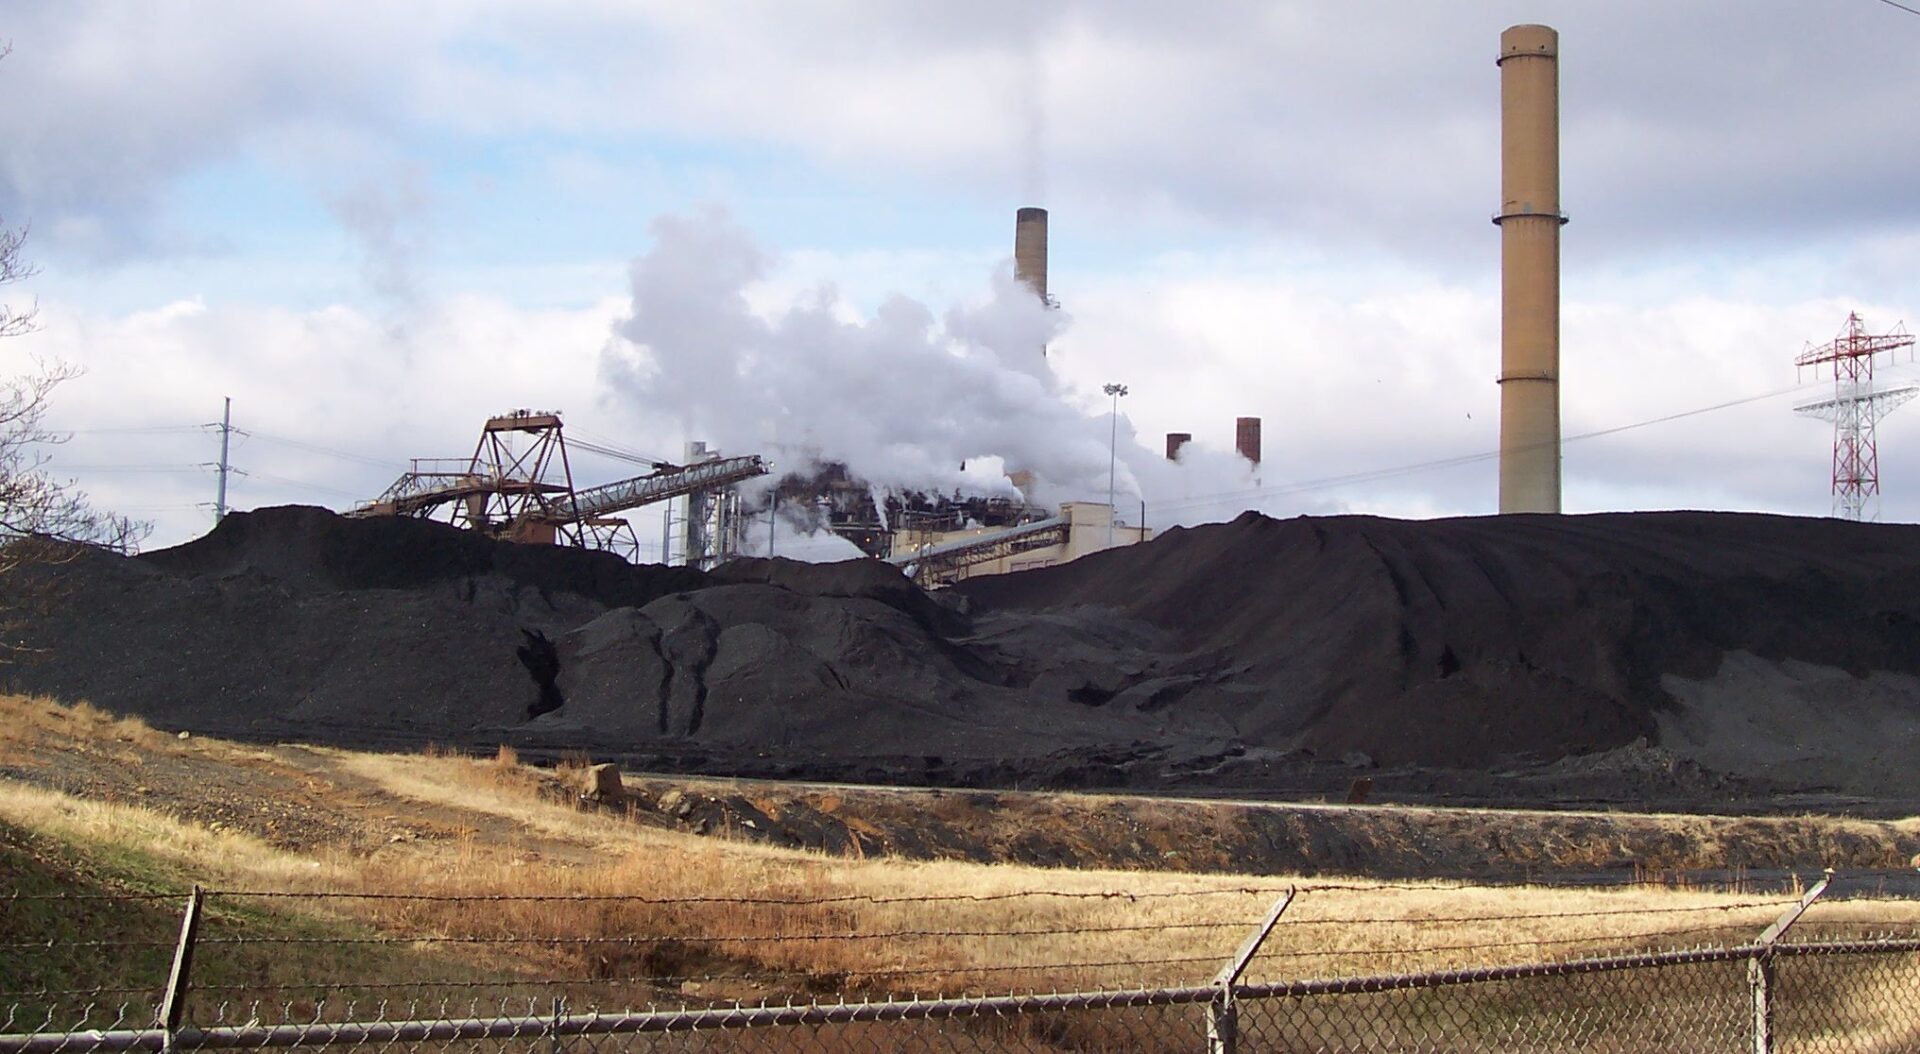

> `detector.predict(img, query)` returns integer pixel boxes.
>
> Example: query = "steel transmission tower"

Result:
[1793,312,1918,521]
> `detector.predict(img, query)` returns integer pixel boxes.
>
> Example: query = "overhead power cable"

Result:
[237,469,363,500]
[1872,0,1920,17]
[52,463,210,474]
[58,425,207,436]
[235,429,406,470]
[1145,380,1818,518]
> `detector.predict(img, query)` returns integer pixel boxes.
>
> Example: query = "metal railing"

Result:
[8,875,1920,1053]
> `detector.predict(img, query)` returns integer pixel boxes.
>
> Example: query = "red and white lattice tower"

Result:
[1793,312,1919,521]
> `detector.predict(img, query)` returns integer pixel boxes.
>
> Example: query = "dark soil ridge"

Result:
[957,509,1920,796]
[7,505,1920,807]
[593,776,1920,888]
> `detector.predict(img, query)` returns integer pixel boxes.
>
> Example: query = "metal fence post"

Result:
[1208,888,1295,1054]
[1749,870,1831,1054]
[156,886,205,1052]
[1206,997,1237,1054]
[547,996,568,1054]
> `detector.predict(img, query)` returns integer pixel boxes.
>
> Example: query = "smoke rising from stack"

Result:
[599,209,1266,547]
[1017,35,1048,204]
[603,208,1107,504]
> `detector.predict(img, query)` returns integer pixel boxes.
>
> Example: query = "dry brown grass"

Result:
[4,692,1919,1004]
[0,692,169,752]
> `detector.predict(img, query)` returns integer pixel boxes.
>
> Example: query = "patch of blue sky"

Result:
[425,127,1033,260]
[165,155,341,260]
[33,160,359,313]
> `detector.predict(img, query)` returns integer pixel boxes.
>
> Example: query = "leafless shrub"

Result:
[0,210,146,661]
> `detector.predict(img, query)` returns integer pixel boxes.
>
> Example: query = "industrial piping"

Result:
[1494,24,1567,514]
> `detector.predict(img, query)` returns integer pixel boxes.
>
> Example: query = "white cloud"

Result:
[15,290,640,547]
[12,1,1920,273]
[21,206,1912,559]
[11,0,1920,557]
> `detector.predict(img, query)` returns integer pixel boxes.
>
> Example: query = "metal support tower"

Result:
[454,411,584,545]
[675,441,748,569]
[1793,312,1918,521]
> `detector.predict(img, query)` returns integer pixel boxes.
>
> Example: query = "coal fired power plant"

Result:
[1494,24,1567,515]
[339,21,1589,580]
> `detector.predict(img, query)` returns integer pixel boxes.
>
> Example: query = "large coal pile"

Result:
[1,507,701,741]
[956,511,1920,791]
[0,506,1161,762]
[8,504,1920,802]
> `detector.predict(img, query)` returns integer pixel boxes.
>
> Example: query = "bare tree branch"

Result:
[0,152,148,661]
[0,219,39,341]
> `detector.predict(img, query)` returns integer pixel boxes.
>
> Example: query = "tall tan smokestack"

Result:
[1495,24,1567,514]
[1014,207,1048,304]
[1235,417,1261,466]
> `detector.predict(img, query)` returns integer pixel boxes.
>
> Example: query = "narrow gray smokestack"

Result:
[1235,417,1261,466]
[1166,432,1191,461]
[1015,206,1048,304]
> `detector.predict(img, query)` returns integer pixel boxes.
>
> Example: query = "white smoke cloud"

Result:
[602,208,1192,511]
[326,171,430,317]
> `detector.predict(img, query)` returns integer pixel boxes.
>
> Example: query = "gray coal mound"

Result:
[0,506,1156,761]
[140,503,710,606]
[955,510,1920,782]
[8,504,1920,801]
[2,507,699,740]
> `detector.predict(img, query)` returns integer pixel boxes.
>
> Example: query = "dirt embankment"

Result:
[8,505,1920,808]
[5,701,1917,884]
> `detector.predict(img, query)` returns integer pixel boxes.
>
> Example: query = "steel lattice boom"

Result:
[1793,313,1918,521]
[349,410,768,560]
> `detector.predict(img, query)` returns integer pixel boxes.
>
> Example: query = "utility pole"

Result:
[214,397,233,523]
[1103,383,1128,547]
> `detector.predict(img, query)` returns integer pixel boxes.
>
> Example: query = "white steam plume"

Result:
[599,209,1269,538]
[1017,34,1047,204]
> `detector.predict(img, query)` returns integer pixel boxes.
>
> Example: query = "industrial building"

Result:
[345,23,1581,568]
[348,206,1177,582]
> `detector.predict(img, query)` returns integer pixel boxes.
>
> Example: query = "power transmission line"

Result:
[59,425,206,436]
[1145,380,1817,518]
[236,429,405,470]
[1872,0,1920,17]
[237,469,362,500]
[54,464,211,474]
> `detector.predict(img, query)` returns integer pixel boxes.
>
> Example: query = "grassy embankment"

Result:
[3,693,1918,1041]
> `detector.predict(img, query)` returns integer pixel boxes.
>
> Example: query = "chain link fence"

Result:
[7,875,1919,1052]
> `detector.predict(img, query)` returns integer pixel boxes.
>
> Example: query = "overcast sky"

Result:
[7,1,1920,554]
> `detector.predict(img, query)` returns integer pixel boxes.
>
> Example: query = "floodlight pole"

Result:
[1103,383,1128,547]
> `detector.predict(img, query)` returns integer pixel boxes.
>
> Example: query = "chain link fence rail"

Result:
[7,876,1920,1053]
